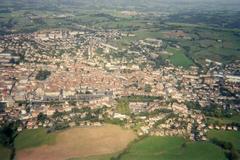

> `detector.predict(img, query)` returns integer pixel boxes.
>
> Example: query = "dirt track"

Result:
[16,124,136,160]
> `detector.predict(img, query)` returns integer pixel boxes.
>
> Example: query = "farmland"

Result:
[0,1,239,66]
[0,1,240,160]
[15,125,136,160]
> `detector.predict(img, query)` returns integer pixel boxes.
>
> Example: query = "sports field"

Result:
[16,124,136,160]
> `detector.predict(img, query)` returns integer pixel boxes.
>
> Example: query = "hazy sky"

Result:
[1,0,240,12]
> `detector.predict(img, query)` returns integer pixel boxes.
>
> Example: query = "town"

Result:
[0,28,239,142]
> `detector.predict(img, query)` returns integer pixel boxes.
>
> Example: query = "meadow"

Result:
[119,136,227,160]
[166,47,193,68]
[207,130,240,150]
[15,128,56,150]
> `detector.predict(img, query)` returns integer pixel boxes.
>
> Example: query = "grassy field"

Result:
[207,130,240,150]
[15,128,56,150]
[110,29,164,49]
[16,125,136,160]
[166,47,193,68]
[207,115,240,124]
[67,153,118,160]
[177,26,240,64]
[96,19,147,30]
[119,136,227,160]
[0,144,11,160]
[116,99,130,115]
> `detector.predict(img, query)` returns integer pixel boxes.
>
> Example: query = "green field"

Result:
[68,153,118,160]
[116,99,130,115]
[166,47,193,68]
[207,130,240,150]
[119,136,227,160]
[207,115,240,125]
[15,128,56,150]
[95,19,147,30]
[110,29,164,49]
[0,145,11,160]
[176,26,240,64]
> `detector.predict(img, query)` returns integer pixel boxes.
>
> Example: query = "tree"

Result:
[0,122,19,147]
[35,70,51,81]
[211,138,233,150]
[181,143,187,148]
[154,56,167,68]
[37,112,48,123]
[185,101,201,110]
[0,102,6,112]
[144,84,152,93]
[52,110,63,118]
[9,58,16,64]
[228,149,240,160]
